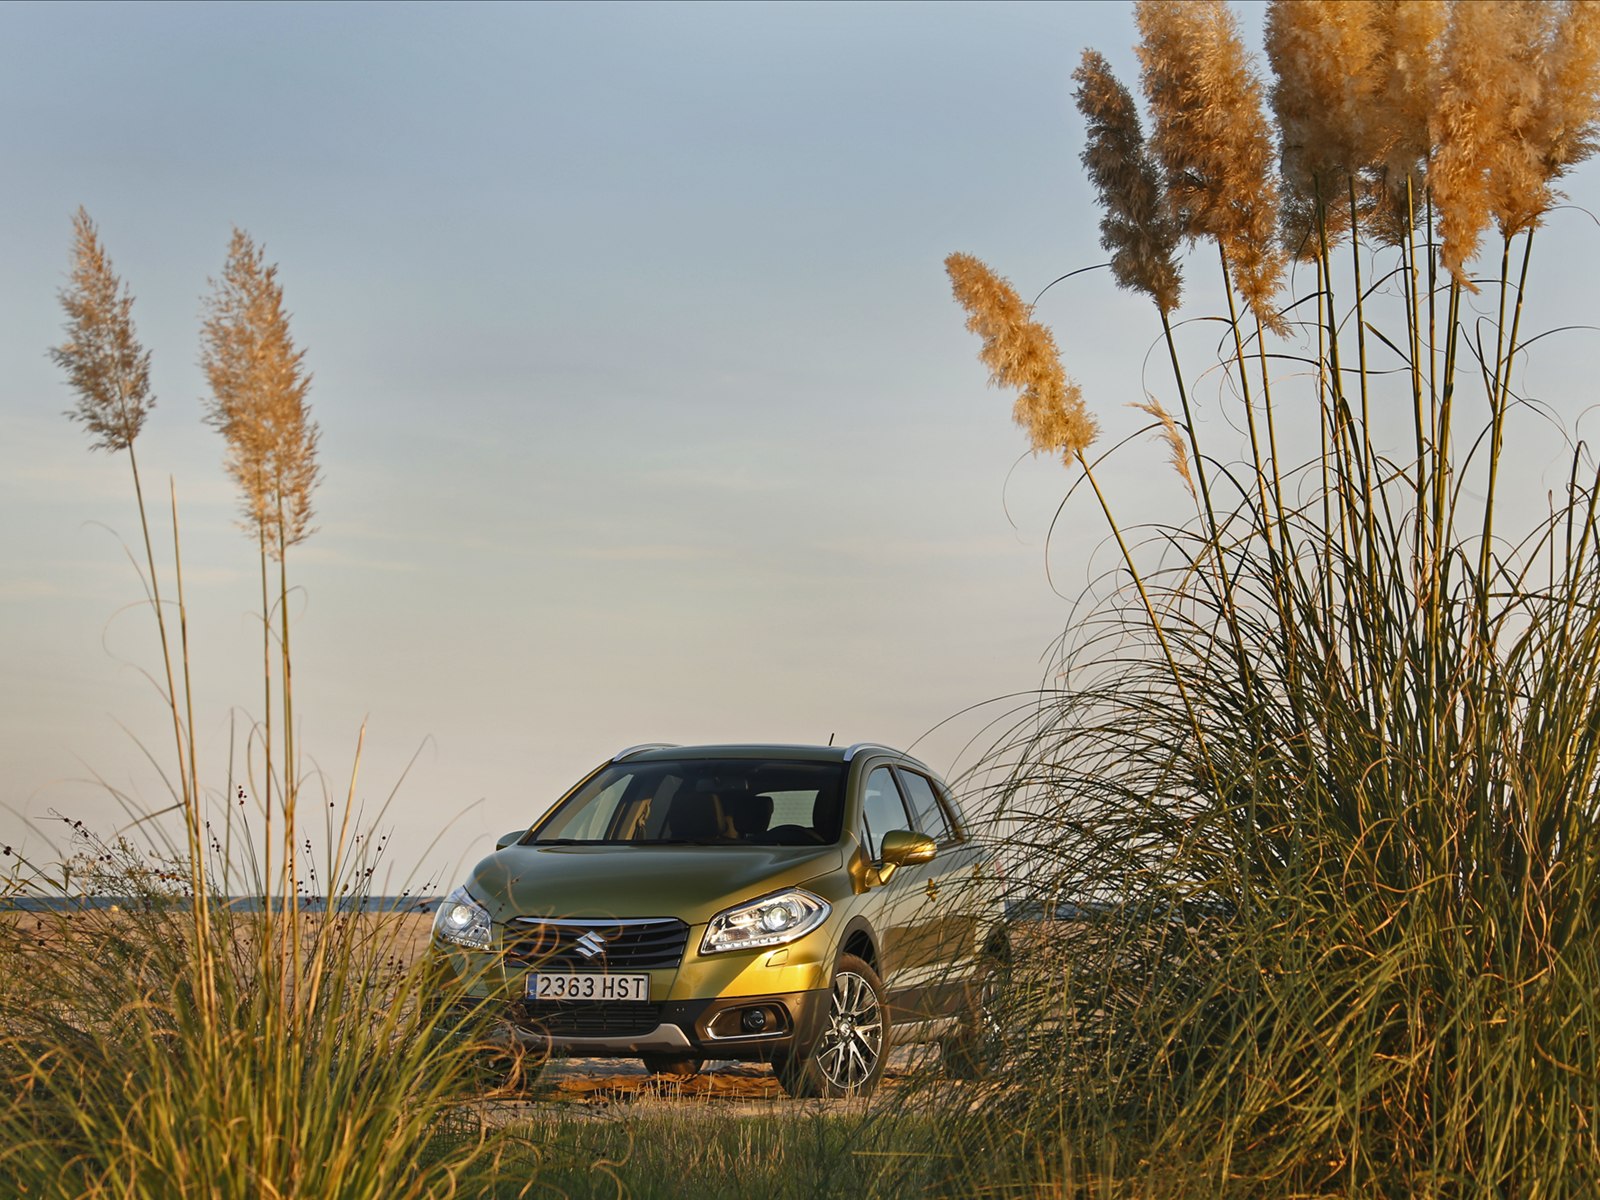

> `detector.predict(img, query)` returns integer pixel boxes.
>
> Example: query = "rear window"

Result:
[533,759,846,847]
[897,770,959,843]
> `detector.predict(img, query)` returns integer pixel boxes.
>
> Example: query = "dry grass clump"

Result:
[12,214,538,1199]
[944,1,1600,1195]
[1265,1,1380,184]
[0,832,530,1200]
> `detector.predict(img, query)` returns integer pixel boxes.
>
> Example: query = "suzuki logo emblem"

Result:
[574,931,607,960]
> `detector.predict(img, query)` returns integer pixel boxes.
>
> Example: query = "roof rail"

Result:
[612,743,678,762]
[842,742,894,763]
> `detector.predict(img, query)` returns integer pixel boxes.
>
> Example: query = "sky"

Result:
[4,1,1599,894]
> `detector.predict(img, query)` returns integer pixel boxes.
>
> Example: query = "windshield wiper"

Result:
[535,838,737,847]
[637,838,732,846]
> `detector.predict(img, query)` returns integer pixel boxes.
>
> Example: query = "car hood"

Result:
[466,843,844,925]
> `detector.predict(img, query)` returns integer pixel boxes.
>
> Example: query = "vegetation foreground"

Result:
[8,0,1600,1196]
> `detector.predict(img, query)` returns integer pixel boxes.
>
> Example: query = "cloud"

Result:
[293,544,424,573]
[565,543,732,563]
[810,535,1018,565]
[635,466,789,494]
[0,579,68,600]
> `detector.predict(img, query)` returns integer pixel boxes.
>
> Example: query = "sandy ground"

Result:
[498,1049,937,1120]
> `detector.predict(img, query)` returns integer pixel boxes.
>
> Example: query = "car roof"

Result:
[614,742,934,771]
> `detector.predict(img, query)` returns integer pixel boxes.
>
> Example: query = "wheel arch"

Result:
[834,914,878,971]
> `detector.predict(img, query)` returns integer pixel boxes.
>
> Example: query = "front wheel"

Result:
[774,953,888,1098]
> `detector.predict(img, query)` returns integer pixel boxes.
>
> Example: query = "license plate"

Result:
[528,973,650,1001]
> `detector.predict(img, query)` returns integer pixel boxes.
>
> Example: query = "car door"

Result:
[893,766,984,1011]
[857,763,946,1021]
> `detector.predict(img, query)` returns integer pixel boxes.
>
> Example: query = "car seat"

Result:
[727,794,774,839]
[663,791,724,840]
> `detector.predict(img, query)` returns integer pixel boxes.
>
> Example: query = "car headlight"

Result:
[433,885,492,949]
[700,888,830,955]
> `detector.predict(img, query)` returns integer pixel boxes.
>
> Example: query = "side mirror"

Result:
[880,829,937,866]
[873,829,937,883]
[495,829,527,851]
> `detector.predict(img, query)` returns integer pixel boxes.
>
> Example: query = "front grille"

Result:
[504,917,689,970]
[520,1000,663,1038]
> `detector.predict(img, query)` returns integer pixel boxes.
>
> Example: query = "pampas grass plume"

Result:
[1131,397,1195,500]
[50,208,155,453]
[1136,0,1286,333]
[1433,1,1549,283]
[1074,48,1183,313]
[945,253,1097,465]
[1265,0,1382,192]
[1527,2,1600,214]
[1265,0,1381,252]
[200,229,320,553]
[1351,0,1448,242]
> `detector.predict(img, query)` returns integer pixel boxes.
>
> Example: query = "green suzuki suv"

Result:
[430,742,1006,1096]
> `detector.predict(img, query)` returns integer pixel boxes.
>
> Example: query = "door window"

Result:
[860,766,914,859]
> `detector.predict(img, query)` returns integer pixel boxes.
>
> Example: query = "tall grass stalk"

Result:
[47,208,218,1016]
[201,226,323,1026]
[946,1,1600,1194]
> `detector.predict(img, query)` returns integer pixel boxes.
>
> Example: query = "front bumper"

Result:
[430,924,837,1060]
[446,987,832,1059]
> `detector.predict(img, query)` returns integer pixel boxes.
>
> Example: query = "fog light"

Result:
[740,1007,769,1033]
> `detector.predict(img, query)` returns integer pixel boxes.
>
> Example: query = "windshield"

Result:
[532,758,846,847]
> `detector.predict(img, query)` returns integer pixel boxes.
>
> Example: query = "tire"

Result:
[640,1054,703,1078]
[774,953,889,1098]
[940,952,1009,1080]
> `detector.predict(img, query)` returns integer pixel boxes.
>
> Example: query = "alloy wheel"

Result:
[813,969,884,1091]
